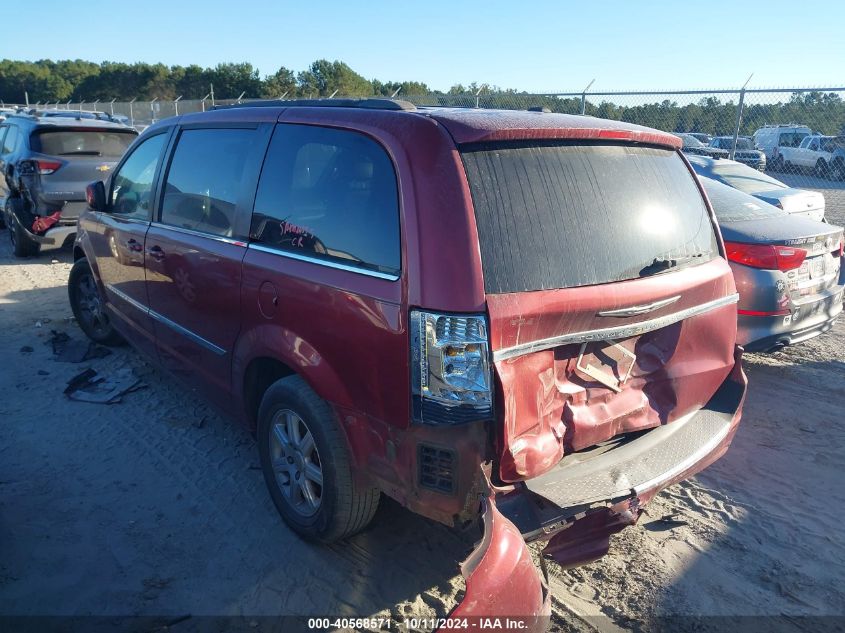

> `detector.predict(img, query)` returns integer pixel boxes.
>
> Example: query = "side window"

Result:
[0,126,8,154]
[809,138,819,151]
[111,133,167,220]
[2,125,19,154]
[160,128,255,238]
[797,136,809,149]
[251,124,401,277]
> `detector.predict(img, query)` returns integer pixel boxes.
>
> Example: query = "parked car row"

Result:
[1,101,841,623]
[677,123,845,180]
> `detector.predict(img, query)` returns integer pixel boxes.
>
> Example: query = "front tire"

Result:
[258,375,379,543]
[68,257,125,346]
[815,159,829,179]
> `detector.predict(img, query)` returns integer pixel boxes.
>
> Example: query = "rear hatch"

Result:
[29,126,136,216]
[459,141,739,482]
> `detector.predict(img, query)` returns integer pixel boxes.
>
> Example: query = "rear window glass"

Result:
[32,129,136,157]
[694,160,788,194]
[699,177,786,222]
[461,142,718,293]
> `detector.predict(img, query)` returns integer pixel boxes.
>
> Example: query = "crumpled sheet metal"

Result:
[446,495,550,632]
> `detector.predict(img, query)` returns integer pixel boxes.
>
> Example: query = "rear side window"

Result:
[31,129,135,157]
[461,142,718,293]
[2,125,19,154]
[161,128,256,238]
[250,124,400,277]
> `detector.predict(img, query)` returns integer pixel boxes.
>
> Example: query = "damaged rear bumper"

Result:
[450,350,746,626]
[506,352,746,565]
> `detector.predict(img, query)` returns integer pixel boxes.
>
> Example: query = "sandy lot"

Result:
[1,189,844,631]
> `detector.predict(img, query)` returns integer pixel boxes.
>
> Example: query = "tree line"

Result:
[0,58,435,103]
[2,58,843,136]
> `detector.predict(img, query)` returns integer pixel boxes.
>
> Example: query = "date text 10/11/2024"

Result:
[306,616,536,630]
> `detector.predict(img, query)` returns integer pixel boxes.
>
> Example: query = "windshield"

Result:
[734,139,754,150]
[692,159,788,194]
[461,142,718,293]
[31,129,136,157]
[699,176,786,222]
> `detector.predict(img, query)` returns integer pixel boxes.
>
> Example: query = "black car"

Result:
[677,133,729,159]
[0,113,137,256]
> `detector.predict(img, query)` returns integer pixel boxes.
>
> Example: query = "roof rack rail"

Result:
[214,97,417,112]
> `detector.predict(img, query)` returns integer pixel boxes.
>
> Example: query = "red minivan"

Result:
[70,99,746,622]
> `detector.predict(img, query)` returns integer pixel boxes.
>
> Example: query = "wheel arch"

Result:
[235,325,357,433]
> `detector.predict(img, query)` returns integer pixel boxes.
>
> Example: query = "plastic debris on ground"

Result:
[64,367,146,404]
[49,330,112,363]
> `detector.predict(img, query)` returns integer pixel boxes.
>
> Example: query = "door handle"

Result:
[147,245,166,261]
[126,238,142,252]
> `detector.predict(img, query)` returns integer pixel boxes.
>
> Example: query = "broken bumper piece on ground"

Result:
[64,367,145,404]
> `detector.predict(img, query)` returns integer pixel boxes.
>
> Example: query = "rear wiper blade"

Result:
[639,253,707,277]
[58,151,102,156]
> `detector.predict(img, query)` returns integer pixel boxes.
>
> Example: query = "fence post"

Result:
[580,79,595,115]
[174,95,183,115]
[150,97,158,124]
[730,74,754,160]
[129,97,136,127]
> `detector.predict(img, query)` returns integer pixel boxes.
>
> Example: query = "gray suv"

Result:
[0,113,137,256]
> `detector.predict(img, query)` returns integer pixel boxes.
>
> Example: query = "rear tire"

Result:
[8,199,39,258]
[68,257,125,346]
[772,154,784,172]
[258,375,380,543]
[833,159,845,182]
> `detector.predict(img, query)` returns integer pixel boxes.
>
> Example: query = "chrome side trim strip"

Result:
[149,222,247,247]
[105,284,226,356]
[493,293,739,362]
[106,284,149,314]
[248,243,400,281]
[149,307,227,356]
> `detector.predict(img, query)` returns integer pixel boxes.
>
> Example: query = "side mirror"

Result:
[86,181,107,212]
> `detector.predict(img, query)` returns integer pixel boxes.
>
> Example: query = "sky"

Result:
[4,0,844,93]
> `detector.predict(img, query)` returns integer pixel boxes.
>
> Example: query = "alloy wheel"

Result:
[269,409,323,517]
[76,272,110,337]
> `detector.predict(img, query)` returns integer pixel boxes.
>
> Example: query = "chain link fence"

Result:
[12,86,845,193]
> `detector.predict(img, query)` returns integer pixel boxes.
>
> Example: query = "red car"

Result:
[69,99,746,624]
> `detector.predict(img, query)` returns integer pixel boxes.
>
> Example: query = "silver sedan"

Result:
[700,176,844,352]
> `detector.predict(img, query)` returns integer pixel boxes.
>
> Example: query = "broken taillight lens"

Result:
[410,311,493,425]
[725,241,806,272]
[36,159,62,175]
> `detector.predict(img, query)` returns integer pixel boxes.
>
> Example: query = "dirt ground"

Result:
[1,188,844,632]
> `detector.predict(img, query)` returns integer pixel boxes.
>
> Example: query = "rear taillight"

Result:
[837,239,844,258]
[410,311,492,425]
[725,241,807,272]
[36,159,62,175]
